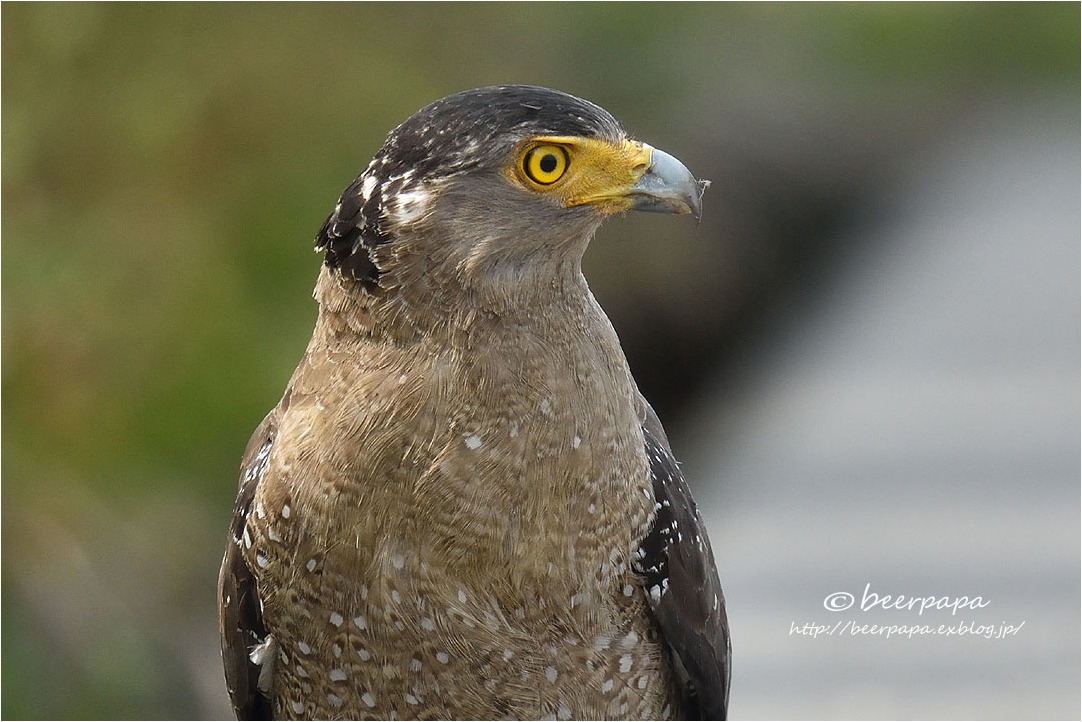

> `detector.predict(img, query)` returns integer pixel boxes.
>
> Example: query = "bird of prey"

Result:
[218,85,730,720]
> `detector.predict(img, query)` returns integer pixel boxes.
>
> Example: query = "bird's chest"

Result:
[261,582,679,720]
[245,314,672,718]
[419,324,655,575]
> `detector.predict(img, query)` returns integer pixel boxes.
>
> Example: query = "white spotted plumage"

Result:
[219,85,728,721]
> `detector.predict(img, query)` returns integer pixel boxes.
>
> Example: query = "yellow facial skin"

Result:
[506,135,654,215]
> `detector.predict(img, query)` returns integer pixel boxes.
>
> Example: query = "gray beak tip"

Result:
[630,147,707,222]
[694,178,712,224]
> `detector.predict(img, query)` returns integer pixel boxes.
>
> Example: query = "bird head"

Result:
[315,85,706,311]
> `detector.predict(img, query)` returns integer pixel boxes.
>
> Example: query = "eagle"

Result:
[218,85,730,720]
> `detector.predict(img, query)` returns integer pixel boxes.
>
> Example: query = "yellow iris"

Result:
[521,144,570,186]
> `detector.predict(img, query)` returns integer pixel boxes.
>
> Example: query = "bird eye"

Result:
[521,144,570,186]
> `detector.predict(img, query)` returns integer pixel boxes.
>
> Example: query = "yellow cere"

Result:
[508,136,654,214]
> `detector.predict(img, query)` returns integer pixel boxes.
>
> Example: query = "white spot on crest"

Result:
[361,175,378,201]
[353,615,367,630]
[266,526,281,542]
[421,616,435,631]
[458,589,468,603]
[330,668,347,682]
[391,553,405,569]
[405,692,419,705]
[306,558,317,573]
[296,641,311,655]
[362,691,376,708]
[332,643,342,658]
[356,647,371,661]
[623,584,634,597]
[327,693,342,708]
[587,503,596,515]
[281,504,291,519]
[436,651,449,664]
[290,700,304,714]
[572,435,581,449]
[255,501,266,519]
[464,434,482,450]
[255,553,269,569]
[295,664,308,678]
[545,666,558,684]
[602,678,614,693]
[329,612,344,627]
[558,703,572,720]
[619,654,633,673]
[391,590,402,603]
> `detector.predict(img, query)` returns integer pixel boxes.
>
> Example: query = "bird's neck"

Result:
[311,256,596,343]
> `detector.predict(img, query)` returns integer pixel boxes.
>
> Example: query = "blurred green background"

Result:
[2,3,1077,719]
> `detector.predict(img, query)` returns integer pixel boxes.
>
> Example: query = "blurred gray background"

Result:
[3,4,1078,719]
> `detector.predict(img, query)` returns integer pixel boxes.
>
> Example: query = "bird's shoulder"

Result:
[218,410,279,720]
[217,341,439,719]
[635,399,731,720]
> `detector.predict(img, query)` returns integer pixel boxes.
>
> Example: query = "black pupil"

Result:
[539,153,558,174]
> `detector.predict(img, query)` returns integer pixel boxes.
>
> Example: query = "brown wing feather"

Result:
[636,401,731,719]
[218,413,278,720]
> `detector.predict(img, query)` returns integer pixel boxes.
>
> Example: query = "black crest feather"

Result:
[314,85,624,289]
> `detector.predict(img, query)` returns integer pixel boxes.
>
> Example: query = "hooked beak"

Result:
[627,146,706,221]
